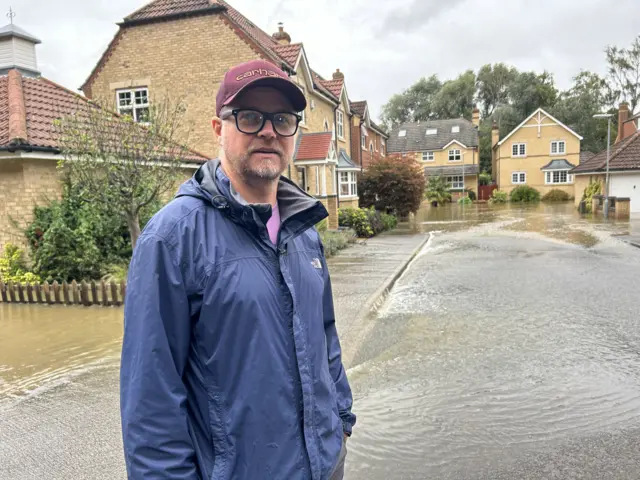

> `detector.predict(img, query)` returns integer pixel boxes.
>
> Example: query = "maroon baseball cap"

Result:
[216,60,307,116]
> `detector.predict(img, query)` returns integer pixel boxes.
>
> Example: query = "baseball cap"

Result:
[215,60,307,117]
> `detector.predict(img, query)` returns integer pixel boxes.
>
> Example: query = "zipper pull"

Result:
[278,244,287,256]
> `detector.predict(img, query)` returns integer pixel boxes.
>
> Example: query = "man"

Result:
[120,59,355,480]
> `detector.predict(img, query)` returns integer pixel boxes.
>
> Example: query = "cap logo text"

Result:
[236,69,281,81]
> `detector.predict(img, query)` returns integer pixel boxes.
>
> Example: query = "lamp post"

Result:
[593,113,612,218]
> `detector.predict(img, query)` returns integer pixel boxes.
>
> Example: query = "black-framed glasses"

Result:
[222,109,302,137]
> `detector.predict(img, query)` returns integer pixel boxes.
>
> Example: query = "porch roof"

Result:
[337,148,359,170]
[424,164,479,176]
[541,159,576,171]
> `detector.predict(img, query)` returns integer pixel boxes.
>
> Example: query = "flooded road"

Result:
[345,203,640,479]
[2,202,640,479]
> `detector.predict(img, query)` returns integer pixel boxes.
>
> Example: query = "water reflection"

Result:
[0,304,123,404]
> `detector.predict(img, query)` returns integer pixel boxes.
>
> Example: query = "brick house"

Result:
[350,100,388,171]
[81,0,378,229]
[387,109,481,198]
[0,22,207,252]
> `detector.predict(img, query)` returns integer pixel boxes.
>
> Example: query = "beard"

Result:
[225,144,290,182]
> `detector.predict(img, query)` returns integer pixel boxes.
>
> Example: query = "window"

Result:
[381,139,386,156]
[398,130,407,137]
[117,87,149,123]
[422,151,435,162]
[426,128,437,135]
[299,86,306,124]
[512,143,526,157]
[337,110,344,139]
[545,170,572,184]
[451,125,460,133]
[446,175,464,189]
[339,171,358,196]
[369,142,374,157]
[361,132,366,148]
[512,172,526,184]
[551,140,566,155]
[448,149,461,161]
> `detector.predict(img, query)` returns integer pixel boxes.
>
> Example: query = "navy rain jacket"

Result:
[120,159,356,479]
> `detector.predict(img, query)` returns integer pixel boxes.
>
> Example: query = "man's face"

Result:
[215,86,297,182]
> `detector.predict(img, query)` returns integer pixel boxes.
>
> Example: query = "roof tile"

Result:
[295,132,332,161]
[124,0,219,23]
[319,79,343,99]
[572,131,640,173]
[350,101,367,118]
[387,118,479,153]
[272,43,302,69]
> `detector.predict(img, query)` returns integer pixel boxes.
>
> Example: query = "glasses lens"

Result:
[236,110,264,133]
[271,113,298,136]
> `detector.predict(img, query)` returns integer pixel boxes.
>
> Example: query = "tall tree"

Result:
[476,63,518,117]
[432,70,477,120]
[55,95,194,249]
[508,71,558,119]
[606,35,640,113]
[380,75,442,128]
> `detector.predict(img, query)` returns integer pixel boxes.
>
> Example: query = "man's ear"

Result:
[212,117,223,138]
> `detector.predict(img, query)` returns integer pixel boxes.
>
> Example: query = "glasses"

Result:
[222,109,302,137]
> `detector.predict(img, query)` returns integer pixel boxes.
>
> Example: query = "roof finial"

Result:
[7,6,16,25]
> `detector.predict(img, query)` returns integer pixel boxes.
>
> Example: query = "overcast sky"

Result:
[7,0,640,121]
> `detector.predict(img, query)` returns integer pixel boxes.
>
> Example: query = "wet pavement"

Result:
[2,202,640,479]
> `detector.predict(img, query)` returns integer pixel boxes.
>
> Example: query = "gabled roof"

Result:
[273,43,302,69]
[541,159,576,171]
[571,131,640,174]
[497,107,583,146]
[294,132,333,161]
[387,118,478,153]
[0,69,208,163]
[337,148,358,170]
[350,101,367,118]
[319,79,343,99]
[123,0,223,24]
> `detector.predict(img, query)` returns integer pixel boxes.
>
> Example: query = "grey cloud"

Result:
[378,0,467,36]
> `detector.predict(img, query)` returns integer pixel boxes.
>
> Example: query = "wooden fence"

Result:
[0,280,126,307]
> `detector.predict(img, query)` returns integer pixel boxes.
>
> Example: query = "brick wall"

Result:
[84,14,262,159]
[0,158,62,251]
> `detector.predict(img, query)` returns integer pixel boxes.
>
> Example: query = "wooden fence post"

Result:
[101,280,109,307]
[8,282,15,303]
[120,280,126,305]
[17,283,26,303]
[91,281,98,306]
[34,283,42,304]
[110,282,120,307]
[71,280,80,305]
[0,281,6,303]
[62,281,70,305]
[80,281,90,306]
[26,283,35,304]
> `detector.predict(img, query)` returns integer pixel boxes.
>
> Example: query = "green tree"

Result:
[424,175,451,206]
[432,70,477,120]
[380,75,442,128]
[476,63,518,117]
[606,35,640,113]
[508,71,558,119]
[359,157,426,216]
[55,94,193,249]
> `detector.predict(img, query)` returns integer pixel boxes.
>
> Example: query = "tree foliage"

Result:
[424,176,452,206]
[55,94,194,249]
[606,35,640,113]
[358,157,426,217]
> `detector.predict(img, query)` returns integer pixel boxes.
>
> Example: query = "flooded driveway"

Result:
[345,203,640,479]
[2,202,640,479]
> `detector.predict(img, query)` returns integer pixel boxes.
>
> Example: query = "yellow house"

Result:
[387,112,481,197]
[493,108,583,196]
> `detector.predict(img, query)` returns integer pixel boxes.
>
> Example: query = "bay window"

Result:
[339,171,358,196]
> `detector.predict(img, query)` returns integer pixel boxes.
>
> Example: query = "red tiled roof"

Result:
[350,101,367,117]
[273,43,302,69]
[1,69,208,163]
[124,0,222,23]
[218,0,279,53]
[572,131,640,173]
[319,79,343,99]
[295,132,332,161]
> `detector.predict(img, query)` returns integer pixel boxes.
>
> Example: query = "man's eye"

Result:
[240,111,262,123]
[274,114,293,126]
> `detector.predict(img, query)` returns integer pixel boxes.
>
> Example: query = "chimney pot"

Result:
[332,68,344,80]
[272,22,291,45]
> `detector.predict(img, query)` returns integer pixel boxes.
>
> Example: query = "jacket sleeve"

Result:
[320,243,357,436]
[120,233,198,478]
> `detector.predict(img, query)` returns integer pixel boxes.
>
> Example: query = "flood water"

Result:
[345,202,640,479]
[2,202,640,479]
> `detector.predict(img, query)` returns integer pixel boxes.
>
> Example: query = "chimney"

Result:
[491,120,499,148]
[332,68,344,81]
[615,102,637,143]
[272,22,291,45]
[0,22,41,77]
[472,106,480,128]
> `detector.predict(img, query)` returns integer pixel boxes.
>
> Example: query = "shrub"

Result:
[489,190,509,204]
[580,180,603,213]
[424,176,452,206]
[458,196,472,205]
[464,189,477,201]
[380,212,398,231]
[0,243,40,284]
[320,230,356,257]
[359,157,426,216]
[542,189,571,202]
[510,185,541,203]
[315,218,328,233]
[338,207,398,238]
[479,172,492,186]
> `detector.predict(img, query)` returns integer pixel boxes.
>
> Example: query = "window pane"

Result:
[520,173,525,183]
[553,171,560,183]
[135,89,148,105]
[520,144,526,155]
[118,91,132,107]
[559,142,565,153]
[512,145,518,156]
[340,183,349,196]
[560,171,567,183]
[340,172,348,182]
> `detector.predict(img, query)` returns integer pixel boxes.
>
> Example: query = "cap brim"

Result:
[223,77,307,114]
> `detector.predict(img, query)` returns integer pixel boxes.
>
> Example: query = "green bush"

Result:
[320,230,356,257]
[380,212,398,231]
[458,196,472,205]
[479,172,492,186]
[0,243,40,284]
[510,185,541,203]
[464,189,477,201]
[489,190,509,204]
[542,189,571,202]
[339,207,398,238]
[315,218,328,233]
[580,180,603,213]
[424,176,452,205]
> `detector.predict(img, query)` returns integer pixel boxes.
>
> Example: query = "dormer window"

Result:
[452,125,460,133]
[426,128,437,135]
[398,130,407,137]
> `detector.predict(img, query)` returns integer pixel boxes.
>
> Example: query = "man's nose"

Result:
[258,119,277,139]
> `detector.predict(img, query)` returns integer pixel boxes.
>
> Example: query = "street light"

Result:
[593,113,612,218]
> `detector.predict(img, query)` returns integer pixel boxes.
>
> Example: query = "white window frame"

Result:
[116,87,150,123]
[398,130,407,137]
[361,131,366,148]
[381,139,386,156]
[512,143,526,157]
[369,142,374,158]
[336,110,344,139]
[426,128,437,135]
[339,171,358,197]
[298,86,306,125]
[511,171,527,184]
[422,151,435,162]
[446,175,464,190]
[550,140,566,155]
[545,170,573,185]
[448,149,462,162]
[451,125,460,133]
[315,166,320,195]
